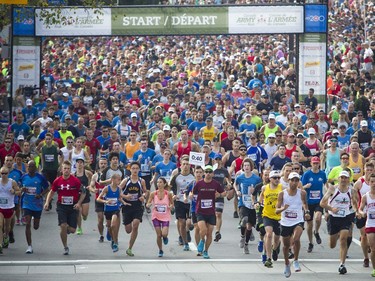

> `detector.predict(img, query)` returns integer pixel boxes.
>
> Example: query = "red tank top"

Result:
[285,144,297,159]
[234,157,244,173]
[304,139,320,156]
[177,141,192,164]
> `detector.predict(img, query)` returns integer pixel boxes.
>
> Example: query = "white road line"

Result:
[352,237,361,247]
[0,258,365,265]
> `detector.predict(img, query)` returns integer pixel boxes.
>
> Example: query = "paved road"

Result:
[0,198,372,280]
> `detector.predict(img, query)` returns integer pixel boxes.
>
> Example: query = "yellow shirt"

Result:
[262,183,282,221]
[328,166,354,184]
[348,155,364,181]
[202,126,216,142]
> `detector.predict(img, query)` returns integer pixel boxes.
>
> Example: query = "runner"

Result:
[193,165,226,259]
[20,160,50,254]
[119,161,147,257]
[276,172,310,278]
[146,177,174,257]
[320,170,357,275]
[44,161,85,255]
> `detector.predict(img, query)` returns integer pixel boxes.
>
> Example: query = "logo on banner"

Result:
[304,5,327,33]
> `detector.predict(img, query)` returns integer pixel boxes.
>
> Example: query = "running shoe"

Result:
[249,229,255,241]
[338,264,347,275]
[293,260,301,272]
[189,225,194,231]
[178,235,183,245]
[9,231,15,243]
[16,219,21,225]
[239,236,245,248]
[364,258,370,268]
[112,243,119,253]
[0,246,2,254]
[76,227,83,235]
[186,231,192,243]
[371,269,375,277]
[262,254,267,264]
[203,250,210,259]
[126,248,134,257]
[63,247,69,255]
[183,243,190,251]
[99,236,104,243]
[163,236,169,245]
[145,206,151,214]
[21,217,27,225]
[272,249,278,261]
[26,246,33,254]
[257,240,264,253]
[243,244,249,254]
[214,232,221,242]
[314,231,322,245]
[307,243,313,253]
[106,229,112,241]
[288,249,294,259]
[158,250,164,257]
[233,211,239,218]
[284,264,291,278]
[197,239,205,253]
[2,237,9,248]
[264,258,273,268]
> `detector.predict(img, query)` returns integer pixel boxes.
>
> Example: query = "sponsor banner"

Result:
[0,0,28,4]
[305,4,327,33]
[229,6,304,34]
[13,7,35,36]
[35,8,112,36]
[298,33,327,106]
[112,7,227,35]
[12,37,40,98]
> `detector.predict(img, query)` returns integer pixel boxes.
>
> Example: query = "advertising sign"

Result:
[305,4,327,33]
[13,7,35,36]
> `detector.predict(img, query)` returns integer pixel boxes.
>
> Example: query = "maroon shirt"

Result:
[52,175,82,205]
[193,179,224,216]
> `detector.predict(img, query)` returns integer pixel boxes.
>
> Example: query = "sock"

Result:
[241,226,246,236]
[245,229,251,243]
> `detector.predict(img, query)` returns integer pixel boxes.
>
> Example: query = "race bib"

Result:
[215,202,224,209]
[155,204,167,213]
[336,208,345,217]
[369,212,375,220]
[352,167,361,175]
[106,197,118,206]
[45,154,55,162]
[141,164,150,172]
[310,149,317,156]
[201,199,213,209]
[61,196,73,205]
[129,194,139,201]
[0,197,8,205]
[242,195,252,208]
[309,190,321,199]
[285,210,297,219]
[26,187,37,195]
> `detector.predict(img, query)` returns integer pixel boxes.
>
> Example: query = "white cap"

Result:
[308,128,316,135]
[130,113,137,118]
[163,125,171,131]
[17,135,25,141]
[288,172,300,180]
[269,170,281,178]
[234,84,240,90]
[294,103,300,108]
[361,120,368,127]
[26,99,32,106]
[332,129,339,134]
[268,133,276,138]
[268,114,276,119]
[339,170,350,178]
[63,92,69,97]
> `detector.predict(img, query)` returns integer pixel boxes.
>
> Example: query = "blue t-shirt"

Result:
[9,169,23,204]
[133,148,156,176]
[155,161,177,182]
[246,145,268,169]
[21,173,49,211]
[239,123,257,146]
[337,134,350,149]
[188,121,206,132]
[301,170,327,205]
[269,156,292,171]
[22,107,38,123]
[235,173,262,208]
[10,123,31,139]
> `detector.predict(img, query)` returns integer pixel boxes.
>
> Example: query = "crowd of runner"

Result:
[0,0,374,278]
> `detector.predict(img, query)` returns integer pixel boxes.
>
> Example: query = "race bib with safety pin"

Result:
[107,198,118,206]
[61,196,73,205]
[337,208,345,217]
[155,204,167,213]
[369,212,375,220]
[201,199,212,208]
[309,190,321,199]
[129,194,139,201]
[26,187,37,195]
[0,197,8,205]
[285,210,298,219]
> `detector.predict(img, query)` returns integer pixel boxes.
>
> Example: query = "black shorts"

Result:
[196,213,216,225]
[175,201,190,220]
[56,203,78,229]
[306,203,323,222]
[356,217,366,229]
[95,201,104,213]
[280,222,304,237]
[239,206,257,226]
[43,170,58,185]
[263,216,281,236]
[104,210,120,221]
[327,213,355,235]
[122,207,143,226]
[141,175,152,190]
[82,191,91,204]
[23,208,42,219]
[191,212,197,224]
[215,198,224,213]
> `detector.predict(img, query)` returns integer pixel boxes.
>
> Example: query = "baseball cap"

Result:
[17,135,25,141]
[296,133,305,138]
[63,92,69,97]
[339,170,350,178]
[288,172,300,180]
[308,128,316,135]
[361,120,368,127]
[130,113,137,118]
[204,165,214,171]
[53,101,58,105]
[46,98,53,103]
[287,132,295,137]
[269,170,281,178]
[26,99,32,106]
[65,114,71,120]
[163,125,171,131]
[187,130,193,136]
[332,129,339,134]
[268,133,276,138]
[244,113,251,118]
[294,104,300,108]
[311,156,320,163]
[76,157,85,162]
[214,153,222,160]
[268,114,276,120]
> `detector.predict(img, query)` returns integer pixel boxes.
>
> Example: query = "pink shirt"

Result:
[151,190,171,222]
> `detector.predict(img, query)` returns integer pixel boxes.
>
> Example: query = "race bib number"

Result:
[141,164,150,172]
[106,197,118,206]
[337,208,345,217]
[26,187,37,195]
[61,196,73,205]
[201,199,212,209]
[45,154,54,162]
[285,210,297,219]
[242,195,252,208]
[309,190,321,199]
[369,212,375,220]
[352,167,361,175]
[0,197,8,205]
[129,194,139,201]
[310,149,317,156]
[215,202,224,209]
[155,204,167,213]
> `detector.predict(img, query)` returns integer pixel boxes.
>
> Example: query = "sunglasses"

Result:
[341,157,349,160]
[205,170,213,173]
[67,141,73,144]
[293,167,300,170]
[271,177,280,180]
[1,173,8,175]
[290,178,299,182]
[240,149,247,151]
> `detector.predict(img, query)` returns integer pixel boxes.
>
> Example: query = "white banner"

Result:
[228,6,304,34]
[189,152,206,167]
[35,8,112,36]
